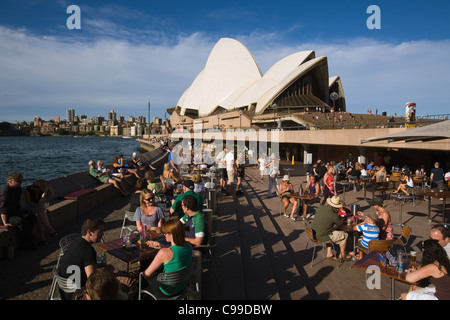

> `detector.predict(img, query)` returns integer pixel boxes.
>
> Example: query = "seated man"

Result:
[58,218,107,300]
[311,195,351,261]
[179,194,208,246]
[170,180,203,219]
[0,173,36,249]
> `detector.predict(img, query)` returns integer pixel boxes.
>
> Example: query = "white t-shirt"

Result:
[216,151,226,169]
[225,152,235,171]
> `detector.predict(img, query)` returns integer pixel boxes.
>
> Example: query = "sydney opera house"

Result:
[166,38,449,169]
[169,37,345,130]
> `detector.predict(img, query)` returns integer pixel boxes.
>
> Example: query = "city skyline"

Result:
[1,1,450,123]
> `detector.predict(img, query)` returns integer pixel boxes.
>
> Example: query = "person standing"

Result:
[0,173,36,250]
[215,146,228,191]
[266,156,279,198]
[224,148,235,196]
[235,153,245,195]
[430,162,445,192]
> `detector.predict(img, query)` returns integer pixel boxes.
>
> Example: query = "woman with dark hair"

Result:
[143,218,193,298]
[401,239,450,300]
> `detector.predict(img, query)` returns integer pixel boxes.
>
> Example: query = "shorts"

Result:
[220,168,228,181]
[431,180,444,191]
[227,170,235,183]
[329,230,348,245]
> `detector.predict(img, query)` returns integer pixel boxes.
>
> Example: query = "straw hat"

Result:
[282,175,290,181]
[326,195,344,208]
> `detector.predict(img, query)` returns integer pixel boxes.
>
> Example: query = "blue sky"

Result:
[1,0,449,123]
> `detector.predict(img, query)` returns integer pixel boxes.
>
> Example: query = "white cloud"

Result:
[1,25,449,123]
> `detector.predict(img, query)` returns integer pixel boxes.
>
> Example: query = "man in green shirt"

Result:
[310,195,350,260]
[180,194,207,246]
[170,180,203,219]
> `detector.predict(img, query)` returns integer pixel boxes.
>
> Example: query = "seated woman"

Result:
[161,162,181,183]
[133,189,164,232]
[372,166,387,183]
[113,155,140,179]
[278,175,298,221]
[24,179,57,245]
[89,160,130,197]
[401,239,450,300]
[192,173,204,195]
[143,218,193,299]
[393,173,414,195]
[299,175,320,221]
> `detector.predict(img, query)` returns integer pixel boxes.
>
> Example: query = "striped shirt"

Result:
[356,223,380,248]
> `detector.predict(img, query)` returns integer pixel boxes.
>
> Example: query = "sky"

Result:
[0,0,449,123]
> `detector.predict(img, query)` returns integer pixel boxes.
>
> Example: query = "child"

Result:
[355,211,380,259]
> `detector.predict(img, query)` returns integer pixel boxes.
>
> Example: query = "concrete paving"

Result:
[0,163,446,301]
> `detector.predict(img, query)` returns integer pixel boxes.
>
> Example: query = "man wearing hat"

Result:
[311,195,351,260]
[170,180,203,219]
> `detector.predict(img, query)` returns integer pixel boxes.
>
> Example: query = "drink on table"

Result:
[410,251,417,268]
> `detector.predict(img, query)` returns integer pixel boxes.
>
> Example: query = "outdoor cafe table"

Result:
[389,193,413,224]
[353,250,415,300]
[416,191,450,223]
[287,192,316,217]
[96,230,169,272]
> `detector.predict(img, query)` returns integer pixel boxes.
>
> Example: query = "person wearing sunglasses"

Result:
[133,189,164,233]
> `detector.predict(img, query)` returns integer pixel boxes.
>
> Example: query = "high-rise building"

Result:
[108,109,117,125]
[67,108,75,123]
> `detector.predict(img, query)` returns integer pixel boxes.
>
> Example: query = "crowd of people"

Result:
[2,144,450,300]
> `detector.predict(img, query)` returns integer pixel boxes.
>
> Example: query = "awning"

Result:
[361,120,450,144]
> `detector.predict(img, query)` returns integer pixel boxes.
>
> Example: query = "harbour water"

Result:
[0,136,142,187]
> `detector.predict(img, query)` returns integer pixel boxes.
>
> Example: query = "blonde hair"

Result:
[192,174,202,183]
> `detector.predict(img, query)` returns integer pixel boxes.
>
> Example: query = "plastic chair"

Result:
[49,267,78,300]
[120,211,137,238]
[48,233,80,300]
[305,227,338,267]
[138,266,199,300]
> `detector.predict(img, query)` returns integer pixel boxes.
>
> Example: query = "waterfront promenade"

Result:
[0,163,443,300]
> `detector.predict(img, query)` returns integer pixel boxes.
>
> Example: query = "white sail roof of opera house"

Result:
[176,37,345,117]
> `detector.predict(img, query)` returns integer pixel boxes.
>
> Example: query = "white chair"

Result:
[48,233,79,299]
[120,211,137,238]
[48,233,80,300]
[49,267,78,300]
